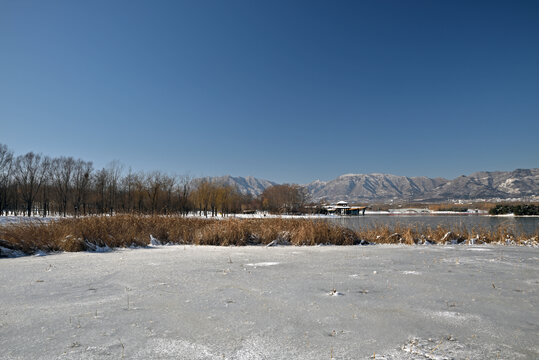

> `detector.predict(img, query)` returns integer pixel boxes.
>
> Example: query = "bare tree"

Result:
[176,175,192,215]
[93,168,108,214]
[73,160,93,216]
[145,171,163,214]
[51,157,75,217]
[15,152,51,216]
[106,161,123,215]
[136,172,149,213]
[191,180,212,217]
[40,169,52,217]
[261,184,306,214]
[0,144,14,215]
[162,174,176,215]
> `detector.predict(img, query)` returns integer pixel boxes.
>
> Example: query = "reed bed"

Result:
[0,215,537,255]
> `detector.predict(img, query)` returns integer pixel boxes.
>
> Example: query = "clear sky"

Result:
[1,1,538,184]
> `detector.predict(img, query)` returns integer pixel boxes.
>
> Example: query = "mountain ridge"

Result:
[192,175,277,197]
[200,169,539,202]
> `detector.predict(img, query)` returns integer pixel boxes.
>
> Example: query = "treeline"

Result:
[0,144,307,217]
[489,204,539,216]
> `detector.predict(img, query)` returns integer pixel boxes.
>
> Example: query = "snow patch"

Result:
[84,241,113,253]
[135,336,311,360]
[467,247,491,251]
[431,311,480,325]
[329,289,344,296]
[135,338,219,359]
[402,271,421,275]
[149,235,162,246]
[245,262,280,267]
[95,245,112,253]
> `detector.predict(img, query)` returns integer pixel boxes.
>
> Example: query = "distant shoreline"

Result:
[1,211,539,221]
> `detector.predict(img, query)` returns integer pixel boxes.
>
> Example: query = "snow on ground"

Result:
[0,215,58,225]
[1,245,538,359]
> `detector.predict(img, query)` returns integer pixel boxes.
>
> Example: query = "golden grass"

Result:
[0,215,537,255]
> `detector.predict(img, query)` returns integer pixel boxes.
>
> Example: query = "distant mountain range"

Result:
[199,169,539,203]
[305,169,539,202]
[305,173,447,202]
[193,175,277,196]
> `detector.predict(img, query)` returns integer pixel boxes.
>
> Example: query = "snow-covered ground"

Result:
[1,245,538,359]
[0,215,58,225]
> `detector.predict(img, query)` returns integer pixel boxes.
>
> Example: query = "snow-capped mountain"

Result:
[196,169,538,202]
[424,169,539,201]
[304,173,447,202]
[304,169,539,202]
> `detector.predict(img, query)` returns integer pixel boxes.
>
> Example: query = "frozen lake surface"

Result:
[1,245,538,359]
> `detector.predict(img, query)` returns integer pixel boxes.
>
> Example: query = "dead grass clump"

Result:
[291,221,328,245]
[164,217,208,244]
[250,218,299,244]
[59,235,86,252]
[0,220,67,253]
[65,216,147,249]
[195,219,253,246]
[290,220,358,246]
[247,219,283,244]
[425,225,448,244]
[401,227,417,245]
[256,225,282,243]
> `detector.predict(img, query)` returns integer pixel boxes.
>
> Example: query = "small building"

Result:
[324,201,367,216]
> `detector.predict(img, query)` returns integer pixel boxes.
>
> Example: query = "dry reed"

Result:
[0,215,537,255]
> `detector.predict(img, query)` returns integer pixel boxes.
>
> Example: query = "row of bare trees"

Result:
[0,144,308,217]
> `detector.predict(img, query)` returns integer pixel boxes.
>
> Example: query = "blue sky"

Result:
[1,0,538,183]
